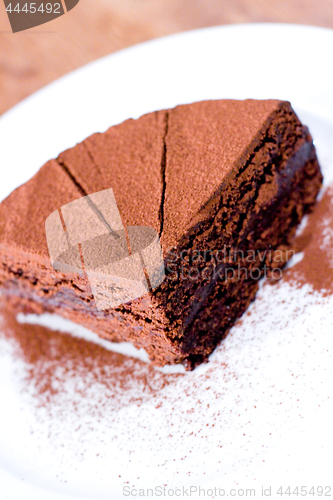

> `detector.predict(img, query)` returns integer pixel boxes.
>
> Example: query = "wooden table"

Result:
[0,0,332,116]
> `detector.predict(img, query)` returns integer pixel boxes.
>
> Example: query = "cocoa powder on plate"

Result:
[286,183,333,294]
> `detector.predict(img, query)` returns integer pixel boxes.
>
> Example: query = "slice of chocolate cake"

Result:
[0,100,322,369]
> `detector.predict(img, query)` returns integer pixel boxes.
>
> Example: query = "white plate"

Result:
[1,23,333,500]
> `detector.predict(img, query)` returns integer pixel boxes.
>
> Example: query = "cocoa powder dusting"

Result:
[286,183,333,294]
[0,303,180,409]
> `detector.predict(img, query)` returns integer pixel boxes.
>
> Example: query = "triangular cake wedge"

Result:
[0,100,322,369]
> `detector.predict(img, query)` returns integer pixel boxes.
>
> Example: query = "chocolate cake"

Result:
[0,100,323,369]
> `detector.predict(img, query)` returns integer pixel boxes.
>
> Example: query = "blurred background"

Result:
[0,0,333,116]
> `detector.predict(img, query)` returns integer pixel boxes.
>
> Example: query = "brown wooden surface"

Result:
[0,0,333,116]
